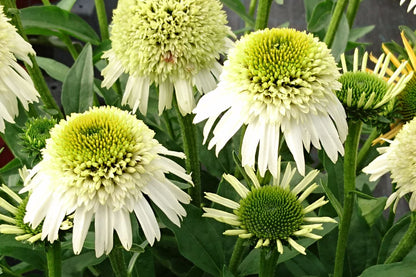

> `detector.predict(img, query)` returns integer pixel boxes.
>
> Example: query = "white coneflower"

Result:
[203,159,336,255]
[0,5,39,133]
[194,28,347,176]
[337,48,412,122]
[101,0,233,115]
[21,106,192,257]
[363,117,416,212]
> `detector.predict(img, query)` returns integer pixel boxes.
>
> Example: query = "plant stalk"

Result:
[324,0,349,48]
[385,211,416,263]
[356,128,378,171]
[333,120,362,277]
[255,0,273,30]
[45,241,62,277]
[259,248,279,277]
[346,0,361,28]
[94,0,109,41]
[173,100,201,206]
[229,238,246,275]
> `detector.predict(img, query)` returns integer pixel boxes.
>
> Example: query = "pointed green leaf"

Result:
[61,44,94,114]
[357,197,387,227]
[20,6,100,44]
[220,0,254,27]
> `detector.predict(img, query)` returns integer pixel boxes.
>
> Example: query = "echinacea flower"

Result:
[21,106,192,257]
[101,0,233,115]
[203,159,336,255]
[193,28,347,176]
[337,48,412,122]
[0,5,39,133]
[398,0,416,14]
[363,117,416,212]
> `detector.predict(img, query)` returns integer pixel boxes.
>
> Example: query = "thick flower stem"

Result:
[108,243,128,277]
[255,0,273,30]
[94,0,109,41]
[385,211,416,263]
[346,0,361,28]
[259,248,280,277]
[333,120,362,277]
[45,241,62,277]
[324,0,349,48]
[174,101,202,206]
[3,0,63,119]
[229,238,246,275]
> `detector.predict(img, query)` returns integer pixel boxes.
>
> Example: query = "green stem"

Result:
[60,34,79,60]
[41,0,51,5]
[346,0,361,28]
[45,241,62,277]
[255,0,273,30]
[385,211,416,263]
[333,120,362,277]
[356,128,378,171]
[259,248,280,277]
[94,0,109,41]
[3,0,63,119]
[324,0,349,48]
[229,238,246,275]
[108,242,128,277]
[173,101,201,206]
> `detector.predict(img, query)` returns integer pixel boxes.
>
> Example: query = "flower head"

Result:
[193,28,347,176]
[363,117,416,212]
[101,0,233,115]
[19,117,56,162]
[337,49,412,122]
[21,106,192,257]
[0,5,39,133]
[203,160,336,255]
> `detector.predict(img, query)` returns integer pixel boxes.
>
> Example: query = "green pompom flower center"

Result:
[238,186,304,240]
[225,28,339,111]
[399,74,416,121]
[337,71,388,109]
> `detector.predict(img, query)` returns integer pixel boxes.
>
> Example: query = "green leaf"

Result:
[307,0,333,32]
[157,205,225,276]
[275,0,284,4]
[0,234,46,270]
[57,0,77,11]
[399,25,416,46]
[357,197,387,227]
[349,25,375,42]
[220,0,254,27]
[378,214,411,263]
[62,251,106,277]
[304,0,325,23]
[36,57,69,82]
[360,249,416,277]
[61,44,94,114]
[20,6,100,44]
[330,14,350,61]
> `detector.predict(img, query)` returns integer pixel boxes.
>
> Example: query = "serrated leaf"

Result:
[61,44,94,114]
[20,6,100,44]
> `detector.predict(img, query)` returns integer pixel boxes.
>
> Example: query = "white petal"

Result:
[73,205,94,254]
[133,197,160,245]
[94,205,114,257]
[174,79,195,115]
[113,209,133,251]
